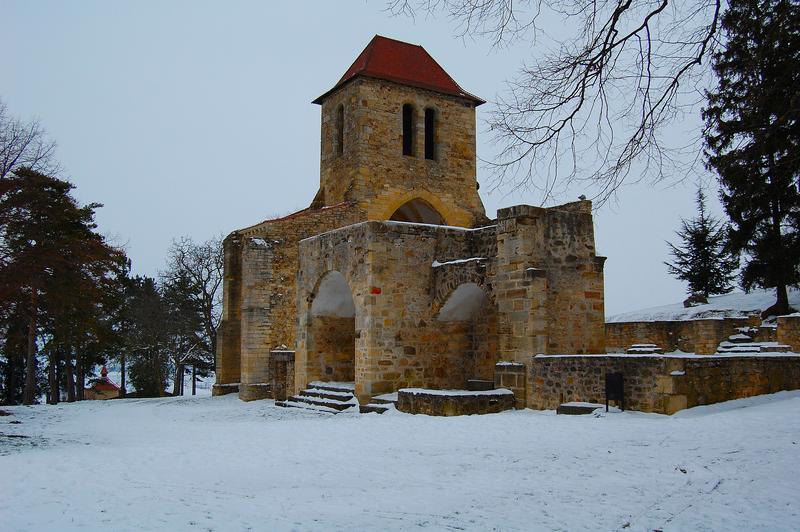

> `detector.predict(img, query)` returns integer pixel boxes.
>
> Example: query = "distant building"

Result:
[84,366,120,400]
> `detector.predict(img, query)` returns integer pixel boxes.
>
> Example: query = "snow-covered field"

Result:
[2,393,799,531]
[607,288,800,322]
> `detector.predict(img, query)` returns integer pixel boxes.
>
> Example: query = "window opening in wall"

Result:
[336,104,344,157]
[402,104,415,156]
[424,108,436,160]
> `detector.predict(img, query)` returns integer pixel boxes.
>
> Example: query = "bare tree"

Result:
[0,99,60,180]
[388,1,723,204]
[161,236,223,367]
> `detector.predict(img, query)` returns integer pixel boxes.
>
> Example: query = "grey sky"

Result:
[2,0,724,316]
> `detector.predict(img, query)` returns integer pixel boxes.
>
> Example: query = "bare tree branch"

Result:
[0,99,61,180]
[388,0,723,204]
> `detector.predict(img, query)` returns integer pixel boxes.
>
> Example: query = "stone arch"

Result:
[306,270,357,384]
[433,282,499,382]
[431,261,492,316]
[436,283,488,322]
[390,198,445,225]
[378,190,457,226]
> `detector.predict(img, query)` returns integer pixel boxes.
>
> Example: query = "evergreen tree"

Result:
[703,0,800,317]
[0,168,124,404]
[124,276,171,397]
[665,187,739,301]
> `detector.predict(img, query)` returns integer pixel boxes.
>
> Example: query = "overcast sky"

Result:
[2,1,726,316]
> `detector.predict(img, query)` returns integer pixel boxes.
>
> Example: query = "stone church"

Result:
[214,35,606,407]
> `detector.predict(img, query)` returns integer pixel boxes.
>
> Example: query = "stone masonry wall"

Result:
[777,315,800,351]
[309,316,356,382]
[297,206,604,404]
[318,77,489,228]
[529,354,800,414]
[214,233,242,392]
[397,389,515,416]
[493,202,605,362]
[227,203,363,401]
[606,316,757,355]
[297,221,497,403]
[494,362,527,408]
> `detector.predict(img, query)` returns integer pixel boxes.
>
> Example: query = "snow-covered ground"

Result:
[2,393,799,530]
[607,288,800,322]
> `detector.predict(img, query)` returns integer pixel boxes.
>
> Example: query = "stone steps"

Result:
[276,382,359,414]
[276,382,402,415]
[360,392,398,414]
[359,403,391,414]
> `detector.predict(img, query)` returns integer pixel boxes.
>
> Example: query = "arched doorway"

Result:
[308,271,356,383]
[390,198,446,225]
[436,283,498,384]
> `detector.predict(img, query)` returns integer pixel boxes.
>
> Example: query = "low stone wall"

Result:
[238,383,271,401]
[397,388,515,416]
[212,383,240,396]
[529,354,800,414]
[605,316,757,355]
[494,362,526,408]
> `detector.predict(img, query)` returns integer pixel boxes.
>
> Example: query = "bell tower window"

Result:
[402,104,415,156]
[335,104,344,157]
[424,108,436,160]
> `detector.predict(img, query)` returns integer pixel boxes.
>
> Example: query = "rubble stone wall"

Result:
[529,354,800,414]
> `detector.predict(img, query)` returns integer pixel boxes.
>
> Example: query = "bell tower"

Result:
[311,35,488,228]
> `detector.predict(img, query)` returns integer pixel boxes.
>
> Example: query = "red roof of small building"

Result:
[91,366,120,392]
[313,35,484,106]
[92,380,120,392]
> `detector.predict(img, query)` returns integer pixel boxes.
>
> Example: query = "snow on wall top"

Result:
[606,288,800,323]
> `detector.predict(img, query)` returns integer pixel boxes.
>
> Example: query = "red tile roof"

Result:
[313,35,484,106]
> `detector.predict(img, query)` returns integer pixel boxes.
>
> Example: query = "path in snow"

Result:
[1,392,799,531]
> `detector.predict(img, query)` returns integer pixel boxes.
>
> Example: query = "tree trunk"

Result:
[762,284,791,318]
[64,353,76,403]
[23,288,38,405]
[120,352,126,398]
[172,363,182,396]
[76,349,85,401]
[47,351,58,405]
[192,363,197,396]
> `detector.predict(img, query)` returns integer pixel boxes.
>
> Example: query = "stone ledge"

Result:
[397,388,515,416]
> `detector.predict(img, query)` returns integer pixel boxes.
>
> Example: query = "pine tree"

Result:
[703,0,800,317]
[665,187,739,301]
[0,168,125,404]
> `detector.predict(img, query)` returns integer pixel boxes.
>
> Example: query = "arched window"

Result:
[402,104,415,156]
[424,108,436,160]
[335,104,344,157]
